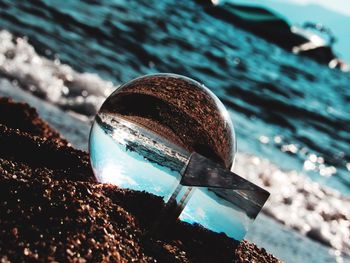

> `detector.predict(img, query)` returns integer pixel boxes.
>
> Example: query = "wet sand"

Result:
[0,97,280,262]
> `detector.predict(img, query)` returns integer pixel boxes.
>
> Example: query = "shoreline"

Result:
[1,83,349,262]
[0,96,281,262]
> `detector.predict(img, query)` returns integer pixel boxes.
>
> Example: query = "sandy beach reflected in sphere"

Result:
[89,74,249,240]
[90,73,236,189]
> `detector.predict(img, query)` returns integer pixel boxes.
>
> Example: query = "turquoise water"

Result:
[0,0,349,197]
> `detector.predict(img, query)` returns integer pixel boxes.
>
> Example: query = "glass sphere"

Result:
[89,73,241,239]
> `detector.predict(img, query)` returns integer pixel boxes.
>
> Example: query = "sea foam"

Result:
[0,30,114,117]
[235,154,350,255]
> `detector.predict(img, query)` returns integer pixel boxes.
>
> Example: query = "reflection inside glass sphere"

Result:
[89,73,268,242]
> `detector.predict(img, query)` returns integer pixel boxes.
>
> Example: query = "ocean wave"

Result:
[0,29,349,256]
[0,30,114,117]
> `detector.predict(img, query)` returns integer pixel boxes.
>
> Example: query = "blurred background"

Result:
[0,0,349,262]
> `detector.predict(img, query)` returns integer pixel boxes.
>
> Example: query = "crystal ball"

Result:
[89,73,243,239]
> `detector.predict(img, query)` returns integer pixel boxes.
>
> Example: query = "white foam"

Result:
[0,29,349,256]
[234,153,350,255]
[0,30,115,116]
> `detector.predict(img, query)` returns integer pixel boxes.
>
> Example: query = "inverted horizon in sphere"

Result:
[89,74,266,242]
